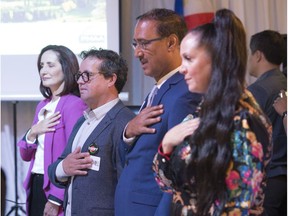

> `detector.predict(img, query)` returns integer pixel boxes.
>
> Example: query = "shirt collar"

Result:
[156,66,180,88]
[83,98,119,121]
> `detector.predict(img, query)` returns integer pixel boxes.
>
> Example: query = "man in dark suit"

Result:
[48,48,135,216]
[247,30,287,216]
[115,8,202,216]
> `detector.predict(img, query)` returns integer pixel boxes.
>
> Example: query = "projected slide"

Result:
[1,0,120,101]
[0,0,108,55]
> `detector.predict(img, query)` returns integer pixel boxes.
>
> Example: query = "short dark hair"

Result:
[250,30,285,65]
[79,48,128,93]
[137,8,187,43]
[37,45,80,98]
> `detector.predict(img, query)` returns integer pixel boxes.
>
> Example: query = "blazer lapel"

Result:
[81,117,112,152]
[81,100,125,152]
[139,95,148,112]
[151,71,183,106]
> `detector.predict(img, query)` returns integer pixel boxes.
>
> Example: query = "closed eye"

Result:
[183,54,191,61]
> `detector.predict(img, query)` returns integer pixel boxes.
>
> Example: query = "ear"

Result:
[107,73,117,88]
[255,50,263,62]
[167,34,178,50]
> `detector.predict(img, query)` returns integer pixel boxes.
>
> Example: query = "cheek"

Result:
[51,69,64,80]
[200,65,212,88]
[189,66,211,93]
[58,70,65,80]
[57,74,65,83]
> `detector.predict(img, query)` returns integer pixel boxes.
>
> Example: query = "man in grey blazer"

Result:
[48,48,135,216]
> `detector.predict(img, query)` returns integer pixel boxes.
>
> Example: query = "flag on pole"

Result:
[175,0,215,30]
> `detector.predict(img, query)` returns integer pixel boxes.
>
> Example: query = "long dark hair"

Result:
[37,45,80,98]
[186,9,247,215]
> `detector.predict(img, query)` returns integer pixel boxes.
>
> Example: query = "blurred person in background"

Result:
[247,30,287,216]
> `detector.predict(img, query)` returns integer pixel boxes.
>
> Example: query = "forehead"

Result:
[80,57,102,71]
[181,33,200,51]
[41,50,59,61]
[134,20,159,39]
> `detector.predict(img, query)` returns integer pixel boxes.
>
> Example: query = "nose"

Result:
[134,48,143,58]
[76,76,84,85]
[39,67,47,76]
[179,65,186,75]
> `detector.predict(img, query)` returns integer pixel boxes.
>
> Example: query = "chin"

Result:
[188,85,195,92]
[188,86,202,94]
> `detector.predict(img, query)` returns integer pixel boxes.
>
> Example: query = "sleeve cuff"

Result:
[282,111,287,120]
[158,143,172,161]
[25,129,37,144]
[122,123,136,145]
[56,161,69,182]
[47,195,63,206]
[48,199,61,206]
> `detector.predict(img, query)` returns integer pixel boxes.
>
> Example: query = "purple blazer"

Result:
[18,94,87,215]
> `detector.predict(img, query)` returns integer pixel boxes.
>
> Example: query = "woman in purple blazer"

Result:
[17,45,87,216]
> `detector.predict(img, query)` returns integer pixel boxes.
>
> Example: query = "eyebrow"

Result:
[79,70,93,73]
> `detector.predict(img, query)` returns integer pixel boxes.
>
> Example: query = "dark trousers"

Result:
[264,175,287,216]
[29,174,47,216]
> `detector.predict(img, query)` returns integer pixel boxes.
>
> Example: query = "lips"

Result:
[41,77,49,81]
[140,57,148,65]
[184,77,191,84]
[140,59,148,70]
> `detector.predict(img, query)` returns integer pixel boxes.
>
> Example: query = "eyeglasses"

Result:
[131,37,164,50]
[75,71,100,83]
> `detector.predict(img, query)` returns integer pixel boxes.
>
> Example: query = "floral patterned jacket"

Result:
[153,92,272,216]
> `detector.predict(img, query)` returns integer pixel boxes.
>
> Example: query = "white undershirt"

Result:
[27,98,60,174]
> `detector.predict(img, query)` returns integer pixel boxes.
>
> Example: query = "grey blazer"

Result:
[48,100,135,216]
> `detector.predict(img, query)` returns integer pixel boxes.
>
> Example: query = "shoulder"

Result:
[60,94,86,108]
[36,98,49,110]
[112,101,136,120]
[162,73,190,97]
[61,94,82,103]
[235,92,272,150]
[237,91,271,126]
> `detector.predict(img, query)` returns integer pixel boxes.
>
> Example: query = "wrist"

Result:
[159,142,173,155]
[25,129,37,144]
[27,133,36,141]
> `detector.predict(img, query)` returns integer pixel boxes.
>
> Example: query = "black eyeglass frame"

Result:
[74,71,99,83]
[131,37,164,50]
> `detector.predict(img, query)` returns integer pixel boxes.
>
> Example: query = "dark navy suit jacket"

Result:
[48,101,135,216]
[115,72,202,216]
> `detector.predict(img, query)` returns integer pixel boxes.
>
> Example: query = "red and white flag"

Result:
[175,0,215,30]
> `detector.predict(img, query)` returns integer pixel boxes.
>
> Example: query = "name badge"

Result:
[90,156,101,171]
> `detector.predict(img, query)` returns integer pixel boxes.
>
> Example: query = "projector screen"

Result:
[0,0,120,101]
